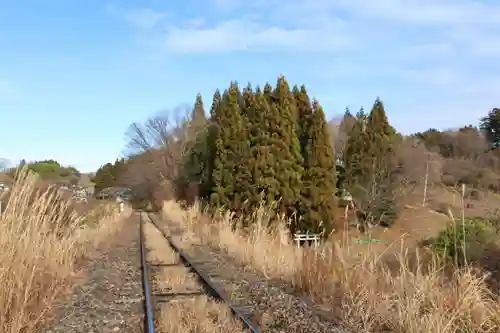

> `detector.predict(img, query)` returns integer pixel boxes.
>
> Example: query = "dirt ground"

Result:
[45,214,144,333]
[333,185,500,256]
[333,205,449,255]
[426,185,500,219]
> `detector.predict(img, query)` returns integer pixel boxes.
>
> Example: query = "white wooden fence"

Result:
[293,233,321,248]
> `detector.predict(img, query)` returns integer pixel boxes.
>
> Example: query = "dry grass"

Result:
[74,202,131,251]
[144,221,199,293]
[162,200,500,333]
[142,217,245,333]
[0,169,130,333]
[160,298,245,333]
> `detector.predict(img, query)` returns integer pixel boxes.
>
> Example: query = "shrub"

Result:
[431,218,499,265]
[355,183,401,230]
[373,186,400,227]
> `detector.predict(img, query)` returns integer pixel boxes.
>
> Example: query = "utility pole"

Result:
[422,159,430,207]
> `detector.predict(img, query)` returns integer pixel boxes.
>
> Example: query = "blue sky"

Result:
[1,0,499,172]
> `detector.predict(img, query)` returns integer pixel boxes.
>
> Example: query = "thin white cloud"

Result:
[162,17,351,54]
[109,0,499,131]
[133,0,499,59]
[108,0,500,58]
[106,4,166,29]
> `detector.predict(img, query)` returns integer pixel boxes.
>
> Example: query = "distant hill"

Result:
[5,160,82,185]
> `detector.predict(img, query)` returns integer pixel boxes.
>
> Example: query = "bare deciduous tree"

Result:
[122,107,187,199]
[122,105,195,207]
[396,137,443,206]
[329,114,357,162]
[439,129,500,190]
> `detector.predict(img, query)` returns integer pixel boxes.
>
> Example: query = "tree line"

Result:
[411,109,500,192]
[92,159,127,195]
[4,159,81,184]
[94,76,500,235]
[172,77,398,234]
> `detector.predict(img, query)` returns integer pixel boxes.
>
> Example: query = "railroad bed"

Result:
[141,212,346,333]
[140,212,260,333]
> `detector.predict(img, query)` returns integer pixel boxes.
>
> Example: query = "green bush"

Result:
[431,218,499,265]
[355,183,400,229]
[375,187,400,228]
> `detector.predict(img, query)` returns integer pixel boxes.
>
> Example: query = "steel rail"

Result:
[145,213,261,333]
[139,212,156,333]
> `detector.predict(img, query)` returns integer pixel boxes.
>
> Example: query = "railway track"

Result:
[139,211,261,333]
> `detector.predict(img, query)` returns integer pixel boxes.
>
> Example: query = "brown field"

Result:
[161,185,500,333]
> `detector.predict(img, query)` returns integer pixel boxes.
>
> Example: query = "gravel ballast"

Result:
[45,214,143,333]
[151,214,347,333]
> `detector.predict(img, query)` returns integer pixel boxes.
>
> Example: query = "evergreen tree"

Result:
[293,85,313,157]
[269,76,303,218]
[231,84,253,213]
[363,99,398,180]
[93,163,116,196]
[362,98,398,226]
[189,93,207,138]
[201,90,222,200]
[245,86,281,207]
[210,83,246,209]
[176,94,208,202]
[300,100,337,234]
[263,83,274,105]
[293,84,314,230]
[480,107,500,148]
[335,107,357,161]
[343,108,367,195]
[112,158,127,187]
[365,98,397,150]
